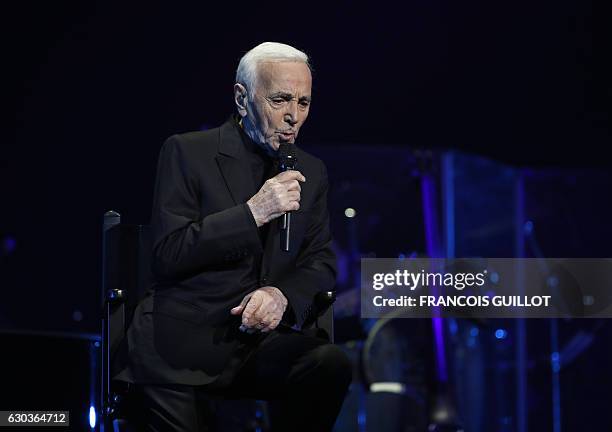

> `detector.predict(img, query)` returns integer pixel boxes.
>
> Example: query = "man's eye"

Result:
[299,101,310,108]
[271,98,285,104]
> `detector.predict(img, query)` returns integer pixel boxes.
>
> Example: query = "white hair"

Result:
[235,42,310,94]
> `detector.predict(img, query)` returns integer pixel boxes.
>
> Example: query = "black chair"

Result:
[100,210,336,431]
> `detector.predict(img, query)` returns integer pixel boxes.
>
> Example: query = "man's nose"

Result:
[284,101,298,126]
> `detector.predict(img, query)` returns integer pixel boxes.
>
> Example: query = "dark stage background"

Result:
[2,2,612,431]
[3,0,611,334]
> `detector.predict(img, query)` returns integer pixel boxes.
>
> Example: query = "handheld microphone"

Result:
[278,143,297,252]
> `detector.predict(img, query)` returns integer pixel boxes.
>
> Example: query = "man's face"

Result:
[242,61,312,153]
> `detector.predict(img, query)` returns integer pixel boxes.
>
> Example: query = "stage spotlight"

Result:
[344,207,356,218]
[89,406,96,429]
[495,329,507,339]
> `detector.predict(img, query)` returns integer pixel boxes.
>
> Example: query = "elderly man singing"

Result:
[114,42,352,431]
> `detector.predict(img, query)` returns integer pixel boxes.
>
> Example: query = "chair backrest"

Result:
[103,212,153,308]
[101,211,152,429]
[103,213,153,363]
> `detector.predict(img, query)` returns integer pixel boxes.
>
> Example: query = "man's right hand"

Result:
[246,170,306,227]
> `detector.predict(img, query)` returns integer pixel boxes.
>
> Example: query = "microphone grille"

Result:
[278,143,297,170]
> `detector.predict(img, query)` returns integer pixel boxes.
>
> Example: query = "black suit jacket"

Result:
[115,117,337,385]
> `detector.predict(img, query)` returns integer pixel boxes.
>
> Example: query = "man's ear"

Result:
[234,83,248,117]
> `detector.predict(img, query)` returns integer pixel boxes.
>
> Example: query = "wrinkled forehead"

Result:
[254,61,312,94]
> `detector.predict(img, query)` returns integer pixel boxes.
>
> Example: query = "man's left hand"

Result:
[230,286,288,333]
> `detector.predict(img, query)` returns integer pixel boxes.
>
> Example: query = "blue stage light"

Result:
[489,271,500,284]
[89,406,96,428]
[551,352,561,372]
[449,319,458,335]
[495,329,507,339]
[3,236,16,254]
[358,411,366,428]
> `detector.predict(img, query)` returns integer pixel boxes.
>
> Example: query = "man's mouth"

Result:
[278,131,295,141]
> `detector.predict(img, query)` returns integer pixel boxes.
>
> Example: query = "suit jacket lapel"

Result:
[215,117,256,206]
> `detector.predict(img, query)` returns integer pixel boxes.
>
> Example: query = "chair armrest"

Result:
[314,290,336,314]
[302,291,336,342]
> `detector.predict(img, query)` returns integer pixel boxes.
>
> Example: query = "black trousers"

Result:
[130,327,352,432]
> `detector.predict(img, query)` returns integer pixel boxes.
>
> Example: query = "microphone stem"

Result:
[281,212,291,252]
